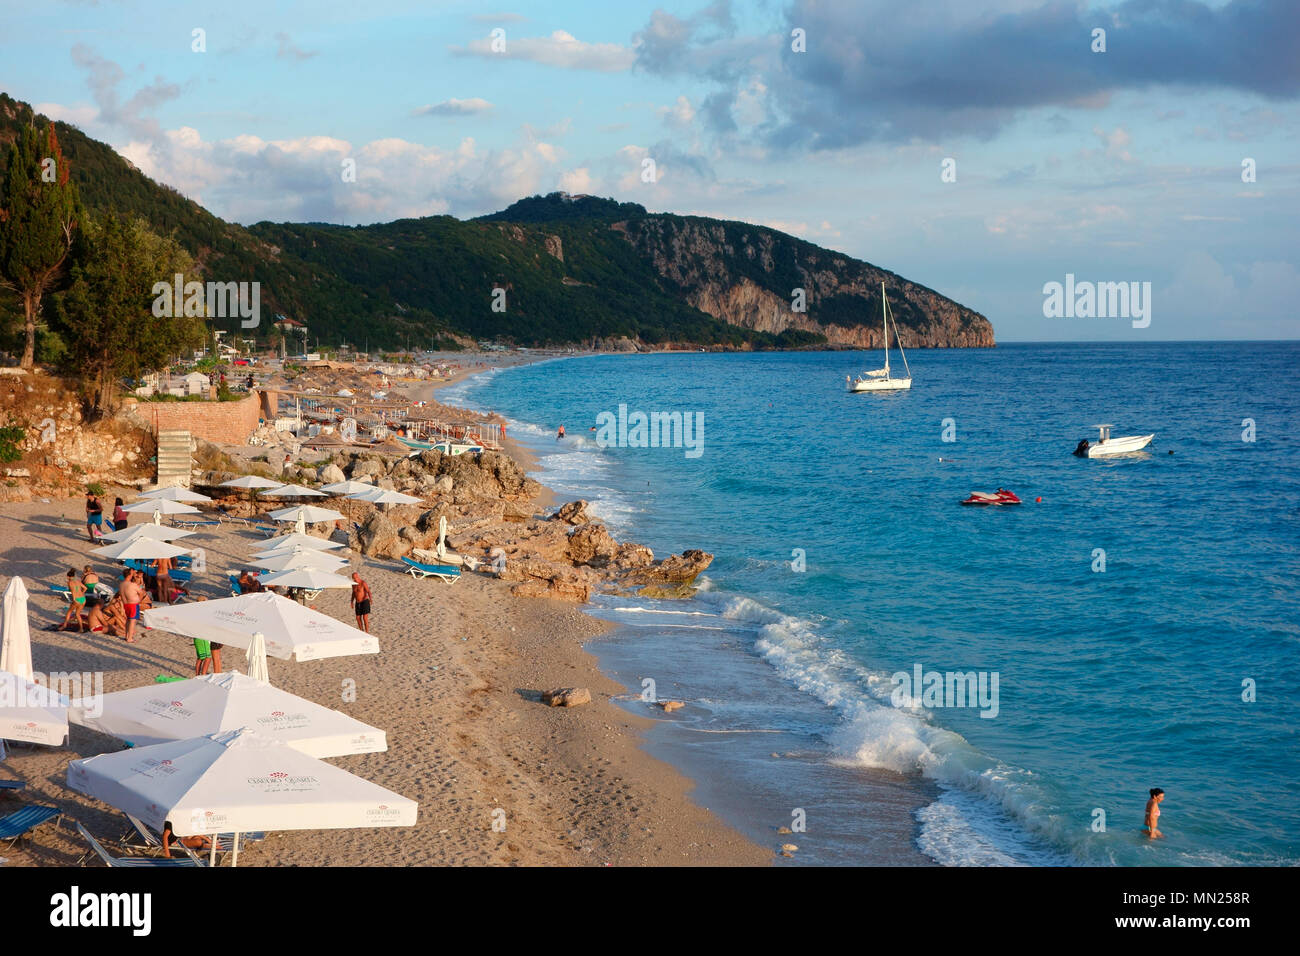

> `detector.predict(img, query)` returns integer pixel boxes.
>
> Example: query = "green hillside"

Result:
[1,92,994,351]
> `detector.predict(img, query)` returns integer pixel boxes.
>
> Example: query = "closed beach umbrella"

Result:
[347,487,422,505]
[67,728,418,864]
[99,524,197,544]
[68,670,386,758]
[141,591,378,661]
[137,487,212,503]
[218,476,282,490]
[0,576,34,682]
[0,670,69,746]
[246,633,270,684]
[253,532,345,555]
[256,567,354,591]
[90,538,191,563]
[251,549,349,573]
[261,483,327,498]
[320,479,377,496]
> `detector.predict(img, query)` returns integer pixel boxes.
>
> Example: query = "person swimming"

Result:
[1143,787,1165,839]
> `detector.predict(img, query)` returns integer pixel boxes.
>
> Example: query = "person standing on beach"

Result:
[85,491,103,542]
[112,497,128,531]
[1143,788,1165,839]
[61,569,86,631]
[350,572,372,632]
[120,571,144,644]
[153,556,174,604]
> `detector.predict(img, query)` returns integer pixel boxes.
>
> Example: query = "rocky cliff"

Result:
[616,215,995,349]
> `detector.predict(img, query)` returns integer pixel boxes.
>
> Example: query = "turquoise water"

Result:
[446,343,1300,866]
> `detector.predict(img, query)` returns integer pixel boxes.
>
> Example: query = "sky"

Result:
[2,0,1298,341]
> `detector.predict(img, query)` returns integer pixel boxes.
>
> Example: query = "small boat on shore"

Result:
[961,489,1022,506]
[848,282,912,393]
[1073,425,1154,458]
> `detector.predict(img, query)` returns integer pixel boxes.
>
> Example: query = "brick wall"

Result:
[138,391,263,445]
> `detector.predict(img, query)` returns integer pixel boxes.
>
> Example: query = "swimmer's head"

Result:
[1149,788,1165,800]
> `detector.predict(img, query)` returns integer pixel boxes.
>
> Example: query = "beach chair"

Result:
[228,573,243,596]
[118,813,262,861]
[75,820,203,867]
[400,556,462,582]
[0,804,62,849]
[0,779,26,792]
[173,518,220,529]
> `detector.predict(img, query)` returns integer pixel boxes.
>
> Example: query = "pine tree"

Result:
[0,121,83,368]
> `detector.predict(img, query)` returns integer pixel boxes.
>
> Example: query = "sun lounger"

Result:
[173,518,220,529]
[0,780,26,791]
[400,556,462,582]
[0,804,62,848]
[75,820,203,867]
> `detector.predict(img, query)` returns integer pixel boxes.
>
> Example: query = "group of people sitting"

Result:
[59,565,171,643]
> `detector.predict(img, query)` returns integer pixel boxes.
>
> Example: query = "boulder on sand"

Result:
[566,523,617,567]
[552,500,590,525]
[541,687,592,707]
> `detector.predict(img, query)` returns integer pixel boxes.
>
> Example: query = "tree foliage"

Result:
[0,118,83,366]
[52,212,205,416]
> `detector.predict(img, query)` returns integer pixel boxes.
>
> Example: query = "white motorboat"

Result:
[1074,424,1155,458]
[848,282,912,392]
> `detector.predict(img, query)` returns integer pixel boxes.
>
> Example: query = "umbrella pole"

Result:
[209,838,217,867]
[232,832,240,867]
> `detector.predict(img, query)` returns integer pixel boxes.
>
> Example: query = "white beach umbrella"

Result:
[268,504,346,535]
[347,486,422,505]
[141,592,378,661]
[256,568,354,591]
[90,538,192,563]
[137,487,212,503]
[252,532,345,555]
[98,524,197,544]
[121,498,201,525]
[68,670,386,758]
[218,475,282,490]
[0,670,69,746]
[251,549,350,573]
[320,479,377,496]
[1,576,34,682]
[261,483,328,498]
[66,728,418,863]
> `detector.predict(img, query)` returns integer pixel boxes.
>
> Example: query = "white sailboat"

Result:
[848,282,912,392]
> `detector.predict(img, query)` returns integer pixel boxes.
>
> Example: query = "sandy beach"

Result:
[0,356,770,867]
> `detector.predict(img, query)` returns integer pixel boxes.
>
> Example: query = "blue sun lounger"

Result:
[0,804,62,848]
[400,556,461,582]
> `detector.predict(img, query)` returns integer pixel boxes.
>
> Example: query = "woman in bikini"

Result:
[61,569,87,631]
[1143,787,1165,839]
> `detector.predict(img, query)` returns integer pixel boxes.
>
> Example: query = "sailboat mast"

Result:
[881,281,890,375]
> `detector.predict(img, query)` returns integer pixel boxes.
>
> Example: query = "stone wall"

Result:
[134,391,263,445]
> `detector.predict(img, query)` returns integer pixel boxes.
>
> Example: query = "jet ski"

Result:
[961,488,1022,506]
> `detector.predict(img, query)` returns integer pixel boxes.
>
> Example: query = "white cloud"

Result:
[452,29,634,72]
[34,101,98,127]
[414,98,494,117]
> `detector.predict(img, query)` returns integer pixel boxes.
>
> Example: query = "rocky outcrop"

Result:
[541,687,591,707]
[617,216,995,348]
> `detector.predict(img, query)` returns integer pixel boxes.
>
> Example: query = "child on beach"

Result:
[1143,788,1165,839]
[60,569,86,631]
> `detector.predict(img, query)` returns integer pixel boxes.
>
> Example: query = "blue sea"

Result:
[443,343,1300,866]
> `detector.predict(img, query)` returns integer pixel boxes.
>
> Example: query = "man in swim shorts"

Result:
[350,572,372,633]
[120,571,144,644]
